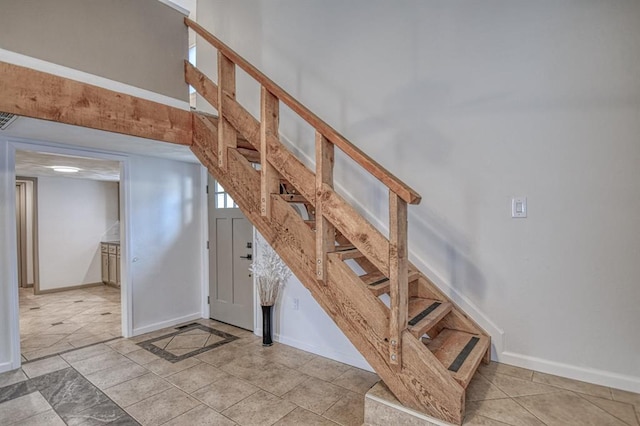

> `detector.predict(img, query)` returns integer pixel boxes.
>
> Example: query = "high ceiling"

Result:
[3,116,199,181]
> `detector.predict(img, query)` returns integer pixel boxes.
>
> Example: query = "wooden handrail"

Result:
[185,17,421,205]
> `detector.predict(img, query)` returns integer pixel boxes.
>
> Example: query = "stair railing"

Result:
[185,18,421,368]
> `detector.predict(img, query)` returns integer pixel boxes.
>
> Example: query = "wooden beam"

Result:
[315,132,335,283]
[0,61,191,145]
[321,185,390,276]
[185,18,421,205]
[389,192,408,369]
[185,61,218,108]
[260,87,280,217]
[217,52,237,168]
[193,112,218,152]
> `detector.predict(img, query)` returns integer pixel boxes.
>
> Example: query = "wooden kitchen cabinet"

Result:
[101,242,120,288]
[116,245,121,287]
[101,243,109,283]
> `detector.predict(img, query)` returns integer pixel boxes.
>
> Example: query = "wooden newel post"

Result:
[260,86,280,217]
[389,191,408,369]
[315,132,335,283]
[217,51,237,168]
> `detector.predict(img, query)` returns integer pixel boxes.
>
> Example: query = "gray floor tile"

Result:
[125,387,200,426]
[0,369,27,388]
[0,391,52,425]
[22,356,70,379]
[12,409,66,426]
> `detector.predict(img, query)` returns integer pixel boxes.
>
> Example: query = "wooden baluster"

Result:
[389,191,408,369]
[217,51,237,168]
[260,87,280,217]
[315,132,335,283]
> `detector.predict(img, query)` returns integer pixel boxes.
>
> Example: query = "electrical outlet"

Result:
[293,298,299,311]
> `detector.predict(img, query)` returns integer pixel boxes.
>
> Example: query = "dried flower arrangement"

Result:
[250,233,292,306]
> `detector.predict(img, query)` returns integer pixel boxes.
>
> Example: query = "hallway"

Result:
[19,286,121,361]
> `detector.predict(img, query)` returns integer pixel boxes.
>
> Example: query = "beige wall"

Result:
[0,0,188,100]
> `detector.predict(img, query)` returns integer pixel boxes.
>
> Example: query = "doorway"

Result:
[15,181,26,287]
[15,177,38,290]
[208,177,254,330]
[14,148,126,361]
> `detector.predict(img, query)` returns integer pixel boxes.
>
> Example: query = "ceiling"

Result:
[16,150,121,182]
[3,116,199,181]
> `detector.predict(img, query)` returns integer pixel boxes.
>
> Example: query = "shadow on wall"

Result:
[257,20,494,308]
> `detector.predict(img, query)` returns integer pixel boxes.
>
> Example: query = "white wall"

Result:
[128,155,204,334]
[37,176,118,290]
[253,231,371,371]
[0,143,20,371]
[197,0,640,391]
[0,139,206,372]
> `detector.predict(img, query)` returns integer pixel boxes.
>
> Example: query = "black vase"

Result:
[261,305,273,346]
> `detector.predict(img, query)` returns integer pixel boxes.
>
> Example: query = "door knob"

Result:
[240,254,252,260]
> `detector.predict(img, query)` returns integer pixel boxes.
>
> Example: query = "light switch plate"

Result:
[512,197,527,218]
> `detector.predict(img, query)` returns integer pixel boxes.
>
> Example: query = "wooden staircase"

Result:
[185,18,490,425]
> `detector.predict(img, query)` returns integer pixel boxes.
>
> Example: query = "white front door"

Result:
[208,177,254,330]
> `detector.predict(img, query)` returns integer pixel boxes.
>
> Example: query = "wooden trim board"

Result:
[0,61,192,145]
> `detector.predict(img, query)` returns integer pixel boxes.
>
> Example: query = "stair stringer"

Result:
[191,138,467,424]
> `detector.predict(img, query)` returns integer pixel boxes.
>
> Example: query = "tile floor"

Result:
[1,318,378,425]
[459,362,640,425]
[19,286,122,361]
[4,287,639,425]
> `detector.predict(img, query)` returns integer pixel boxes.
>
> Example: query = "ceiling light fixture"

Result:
[51,166,81,173]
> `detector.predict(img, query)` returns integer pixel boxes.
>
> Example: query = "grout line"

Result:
[573,391,638,426]
[22,336,122,364]
[64,363,139,424]
[509,395,549,425]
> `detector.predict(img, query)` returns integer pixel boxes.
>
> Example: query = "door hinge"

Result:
[206,241,209,249]
[206,184,209,194]
[207,296,210,304]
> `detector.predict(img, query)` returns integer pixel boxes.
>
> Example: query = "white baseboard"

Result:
[0,361,16,374]
[132,312,203,337]
[255,327,374,372]
[499,351,640,394]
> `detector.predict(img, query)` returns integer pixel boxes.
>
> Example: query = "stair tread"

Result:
[236,147,260,163]
[423,328,490,388]
[200,113,254,148]
[327,247,364,260]
[407,298,452,338]
[360,270,420,296]
[280,193,310,203]
[360,271,386,286]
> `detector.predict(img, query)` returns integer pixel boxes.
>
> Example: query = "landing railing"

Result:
[185,18,421,368]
